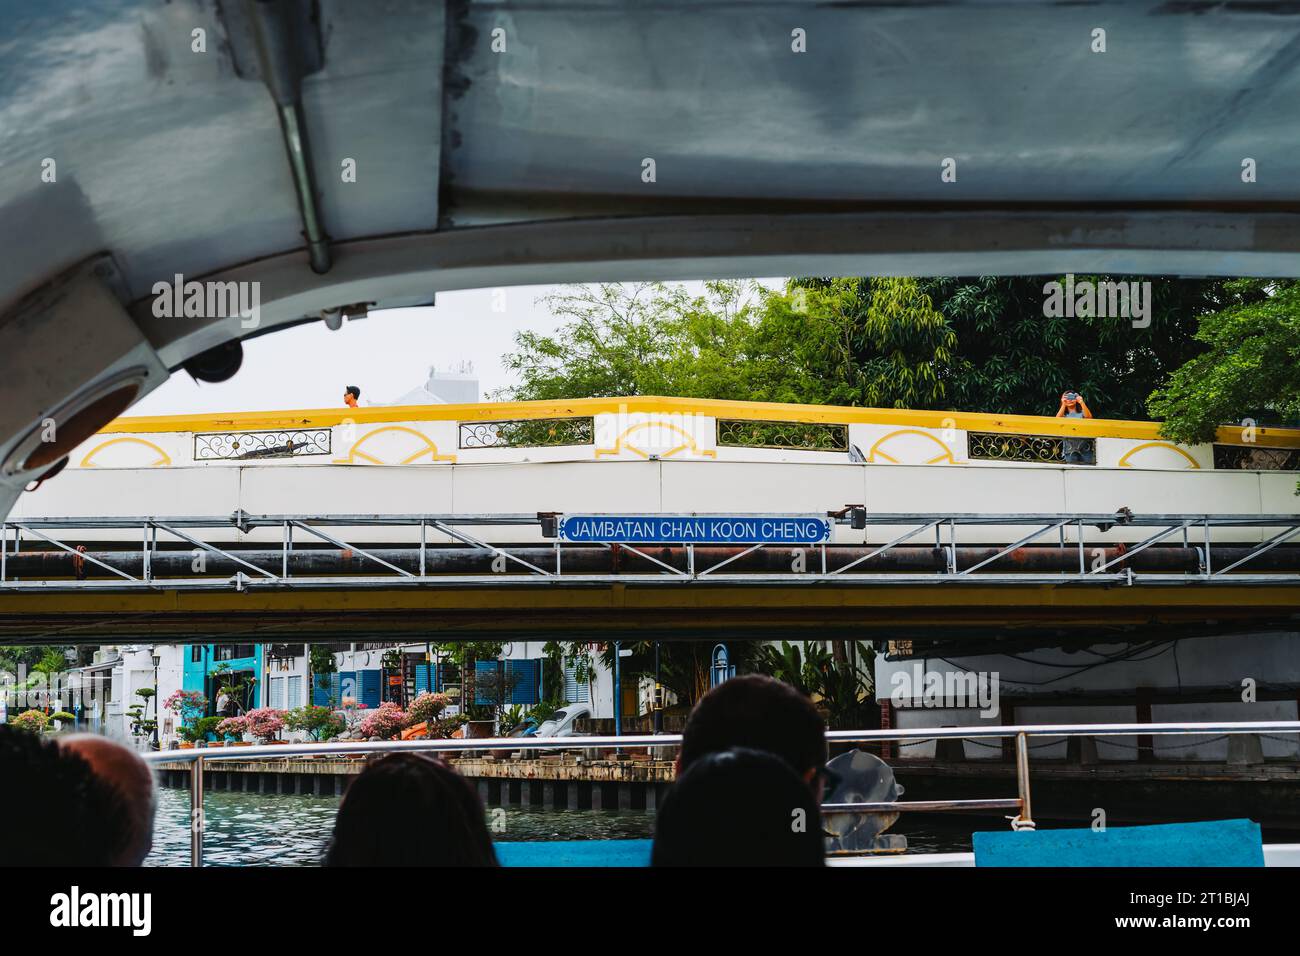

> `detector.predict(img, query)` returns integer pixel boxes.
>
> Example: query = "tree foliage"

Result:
[1148,279,1300,444]
[501,276,1251,421]
[916,276,1227,419]
[500,275,1298,484]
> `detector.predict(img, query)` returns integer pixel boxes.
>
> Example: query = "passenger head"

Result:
[679,674,827,797]
[0,726,153,866]
[59,734,157,866]
[343,385,360,407]
[325,753,498,866]
[652,747,824,867]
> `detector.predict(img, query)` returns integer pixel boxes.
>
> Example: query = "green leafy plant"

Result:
[754,641,876,730]
[284,704,345,741]
[528,698,564,725]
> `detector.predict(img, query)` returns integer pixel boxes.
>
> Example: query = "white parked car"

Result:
[533,704,591,738]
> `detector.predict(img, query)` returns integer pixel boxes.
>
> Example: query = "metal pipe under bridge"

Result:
[1,510,1298,642]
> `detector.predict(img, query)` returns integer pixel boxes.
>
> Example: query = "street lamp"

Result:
[150,647,161,750]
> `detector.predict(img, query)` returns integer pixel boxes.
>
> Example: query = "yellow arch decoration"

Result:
[333,426,456,465]
[866,429,956,465]
[1116,442,1201,469]
[595,422,717,460]
[79,436,172,468]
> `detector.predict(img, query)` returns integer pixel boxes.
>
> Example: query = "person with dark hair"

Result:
[60,733,156,866]
[678,673,829,799]
[0,725,153,866]
[325,753,498,866]
[652,747,824,867]
[343,385,361,408]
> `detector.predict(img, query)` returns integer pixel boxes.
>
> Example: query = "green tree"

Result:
[916,276,1227,419]
[1148,279,1300,444]
[503,279,955,408]
[502,277,1229,420]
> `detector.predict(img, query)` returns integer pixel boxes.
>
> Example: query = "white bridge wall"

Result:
[12,459,1296,546]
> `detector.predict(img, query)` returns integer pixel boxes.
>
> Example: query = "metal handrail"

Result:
[146,720,1300,867]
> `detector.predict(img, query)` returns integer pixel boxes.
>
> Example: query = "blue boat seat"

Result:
[972,819,1265,867]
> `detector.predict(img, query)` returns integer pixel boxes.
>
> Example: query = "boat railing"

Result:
[141,720,1300,867]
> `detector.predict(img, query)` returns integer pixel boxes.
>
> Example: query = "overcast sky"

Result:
[131,280,783,416]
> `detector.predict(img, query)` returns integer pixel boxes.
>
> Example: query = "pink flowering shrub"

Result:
[406,692,450,725]
[243,707,286,743]
[358,701,407,740]
[216,715,250,739]
[10,710,50,733]
[163,690,207,719]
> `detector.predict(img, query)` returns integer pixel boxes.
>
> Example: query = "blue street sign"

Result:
[557,515,832,545]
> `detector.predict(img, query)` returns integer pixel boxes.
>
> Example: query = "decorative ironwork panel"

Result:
[458,417,594,449]
[716,418,848,452]
[194,429,331,461]
[967,431,1095,465]
[1213,444,1300,471]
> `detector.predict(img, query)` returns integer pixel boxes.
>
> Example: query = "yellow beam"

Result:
[2,583,1298,615]
[98,395,1300,448]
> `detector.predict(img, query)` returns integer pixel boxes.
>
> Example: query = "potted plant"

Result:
[9,709,49,734]
[195,715,222,743]
[49,711,77,732]
[404,692,450,736]
[163,689,208,726]
[217,714,250,744]
[244,707,286,744]
[358,701,407,740]
[178,723,206,748]
[461,703,498,739]
[284,704,345,742]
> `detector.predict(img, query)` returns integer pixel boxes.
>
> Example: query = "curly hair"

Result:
[0,725,135,866]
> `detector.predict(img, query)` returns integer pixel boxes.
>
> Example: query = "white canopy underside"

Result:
[2,0,1299,516]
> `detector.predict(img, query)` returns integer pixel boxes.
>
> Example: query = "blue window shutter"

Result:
[474,660,498,705]
[314,673,342,707]
[360,670,381,708]
[507,659,539,705]
[339,671,358,705]
[415,664,433,694]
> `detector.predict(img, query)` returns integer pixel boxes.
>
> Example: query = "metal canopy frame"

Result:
[2,510,1299,593]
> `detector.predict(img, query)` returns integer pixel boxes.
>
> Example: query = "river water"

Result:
[144,788,975,866]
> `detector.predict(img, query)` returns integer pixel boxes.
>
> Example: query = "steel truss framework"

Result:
[2,510,1299,594]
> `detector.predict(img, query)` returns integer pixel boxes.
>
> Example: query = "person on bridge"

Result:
[1055,389,1094,464]
[343,385,362,408]
[677,674,831,802]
